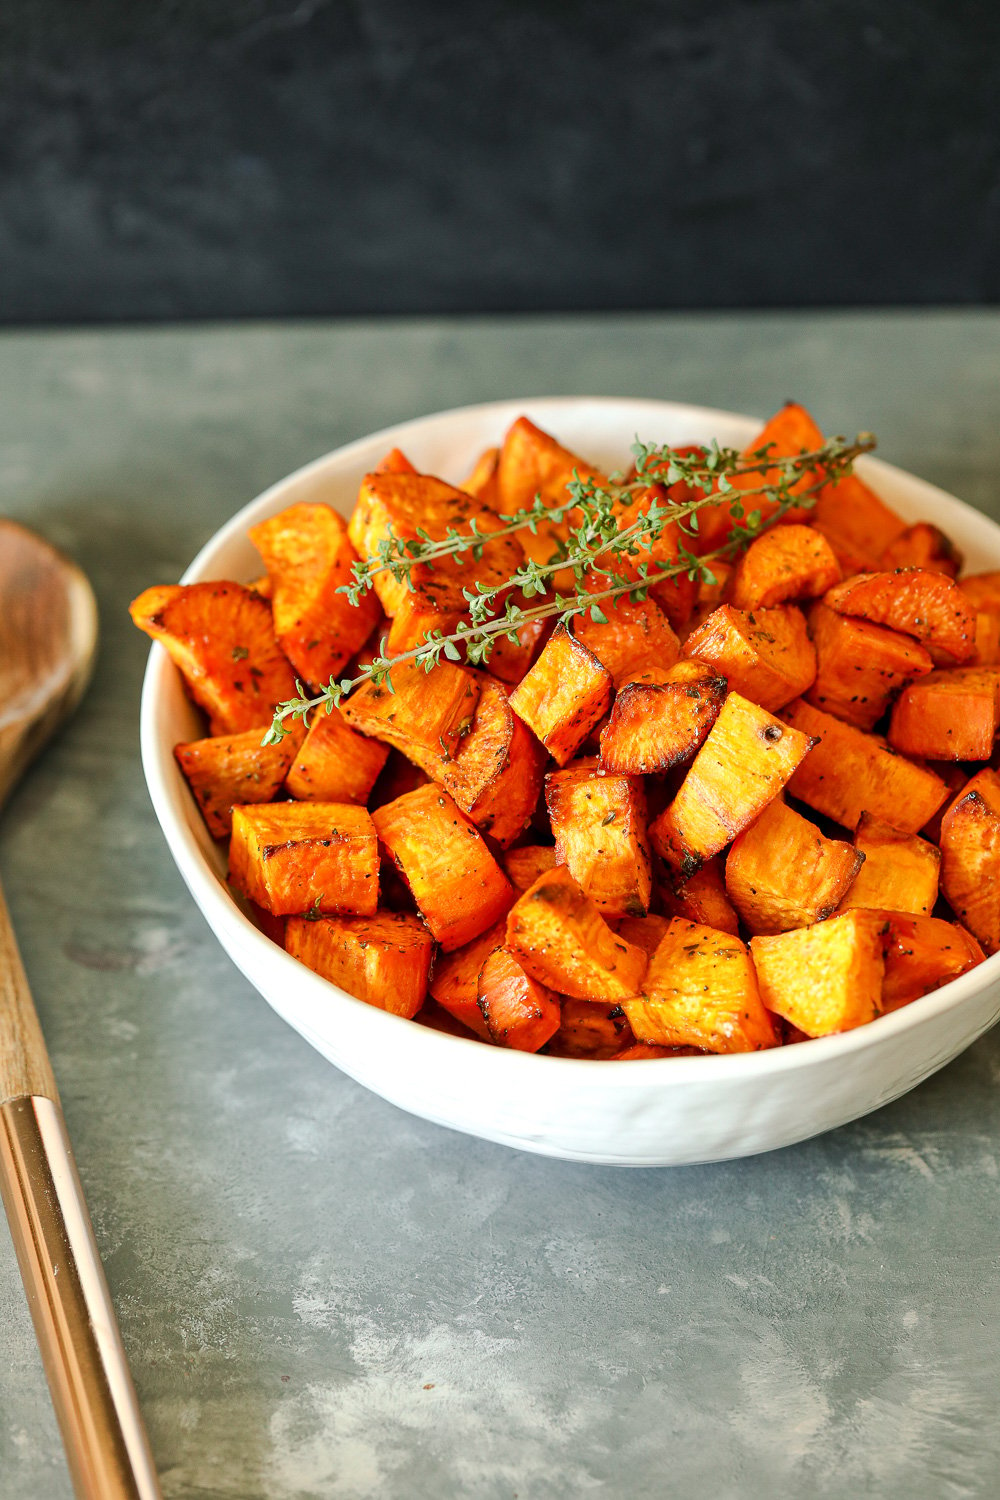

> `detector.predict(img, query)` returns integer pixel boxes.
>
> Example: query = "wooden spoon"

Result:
[0,520,161,1500]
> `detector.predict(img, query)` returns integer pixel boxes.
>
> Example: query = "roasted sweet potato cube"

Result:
[368,749,430,810]
[373,447,417,475]
[888,667,1000,762]
[496,416,606,588]
[880,913,985,1011]
[694,403,827,551]
[505,866,648,999]
[477,948,561,1052]
[285,705,389,804]
[750,910,887,1036]
[805,602,934,730]
[487,608,550,685]
[599,660,728,775]
[129,582,298,735]
[614,912,672,958]
[441,677,548,847]
[650,693,816,874]
[461,445,502,509]
[684,559,734,637]
[782,699,948,834]
[371,784,513,951]
[810,469,907,563]
[606,486,697,631]
[725,796,863,934]
[229,802,379,917]
[174,725,302,838]
[502,845,558,892]
[622,919,777,1053]
[958,572,1000,614]
[970,612,1000,666]
[340,660,480,774]
[838,814,940,917]
[823,569,976,664]
[545,760,652,917]
[682,604,816,712]
[428,920,506,1040]
[879,522,962,578]
[729,524,841,611]
[509,623,613,766]
[656,860,741,936]
[611,1042,702,1060]
[384,592,465,655]
[573,594,680,687]
[939,769,1000,953]
[546,999,635,1059]
[285,910,431,1018]
[249,503,382,687]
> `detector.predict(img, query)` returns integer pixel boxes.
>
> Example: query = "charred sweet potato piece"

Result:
[249,503,382,687]
[682,604,816,712]
[371,784,513,951]
[284,706,389,804]
[427,920,505,1040]
[879,522,962,578]
[805,602,934,731]
[230,802,379,917]
[939,769,1000,953]
[461,445,502,509]
[650,693,816,874]
[502,844,558,892]
[823,569,976,664]
[750,910,887,1036]
[573,593,680,687]
[729,524,841,611]
[880,913,985,1011]
[496,416,606,588]
[129,582,298,735]
[958,572,1000,614]
[838,814,940,917]
[599,660,728,775]
[505,866,648,1000]
[656,860,741,936]
[441,677,548,847]
[509,623,613,766]
[340,660,480,774]
[623,919,777,1053]
[888,667,1000,762]
[725,796,863,935]
[174,726,302,838]
[546,760,653,918]
[285,910,431,1018]
[782,699,948,834]
[477,948,561,1052]
[545,1000,635,1059]
[810,469,907,563]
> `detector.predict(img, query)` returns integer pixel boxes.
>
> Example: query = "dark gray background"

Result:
[3,0,1000,324]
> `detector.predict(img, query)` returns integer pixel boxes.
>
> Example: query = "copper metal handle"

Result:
[0,1095,162,1500]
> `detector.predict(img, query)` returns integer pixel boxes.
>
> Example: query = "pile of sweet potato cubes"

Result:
[130,403,1000,1059]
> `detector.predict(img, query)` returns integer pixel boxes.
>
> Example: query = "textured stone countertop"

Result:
[1,312,999,1500]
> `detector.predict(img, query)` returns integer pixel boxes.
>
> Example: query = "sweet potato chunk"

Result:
[229,803,379,917]
[958,572,1000,614]
[782,699,948,834]
[888,667,1000,762]
[502,845,558,892]
[725,797,863,934]
[505,866,648,999]
[939,769,1000,953]
[509,623,613,766]
[461,445,501,509]
[750,910,886,1036]
[650,693,816,874]
[546,1000,635,1059]
[880,913,985,1011]
[340,660,480,774]
[622,919,777,1053]
[427,921,505,1040]
[838,814,940,917]
[477,948,561,1052]
[285,910,431,1018]
[249,503,382,686]
[729,524,841,610]
[496,416,606,587]
[285,706,389,804]
[486,607,550,685]
[546,760,653,917]
[879,522,962,578]
[174,726,302,838]
[384,592,464,655]
[970,612,1000,667]
[805,602,934,731]
[614,913,672,958]
[611,1042,701,1060]
[823,569,976,664]
[657,860,741,936]
[682,604,816,712]
[695,403,827,550]
[371,784,513,951]
[129,582,298,735]
[810,469,907,563]
[441,677,547,847]
[373,447,417,475]
[599,660,728,775]
[573,594,680,687]
[606,486,697,631]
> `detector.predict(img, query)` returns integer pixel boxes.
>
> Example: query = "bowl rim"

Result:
[139,394,1000,1088]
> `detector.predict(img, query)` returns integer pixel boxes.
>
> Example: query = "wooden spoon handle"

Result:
[0,881,162,1500]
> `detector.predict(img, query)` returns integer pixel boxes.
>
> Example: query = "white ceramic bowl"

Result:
[139,398,1000,1165]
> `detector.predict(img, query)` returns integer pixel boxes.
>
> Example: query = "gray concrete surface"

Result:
[1,312,999,1499]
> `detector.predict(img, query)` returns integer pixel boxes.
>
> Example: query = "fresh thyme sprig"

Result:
[262,431,874,745]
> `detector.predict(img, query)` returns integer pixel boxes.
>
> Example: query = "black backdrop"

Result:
[3,0,999,323]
